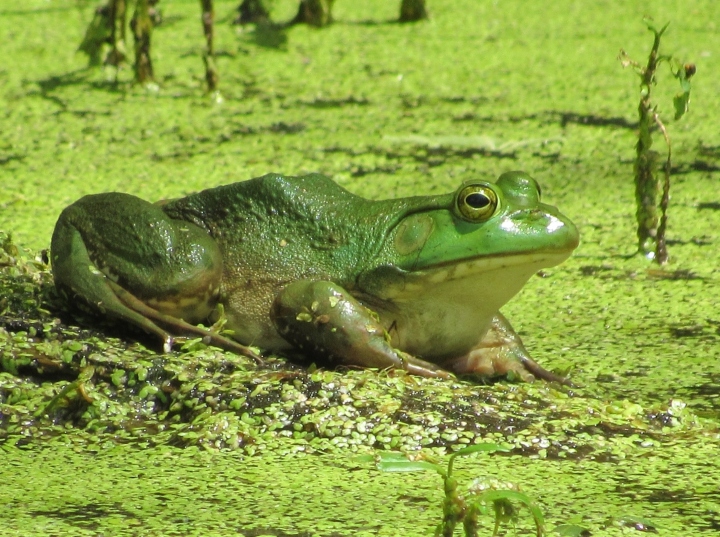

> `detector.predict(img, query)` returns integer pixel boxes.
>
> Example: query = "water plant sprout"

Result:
[619,19,694,264]
[360,444,545,537]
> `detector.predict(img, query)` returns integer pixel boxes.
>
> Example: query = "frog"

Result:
[51,171,579,382]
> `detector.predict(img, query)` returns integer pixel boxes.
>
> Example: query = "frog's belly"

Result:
[374,263,543,360]
[219,282,293,351]
[223,309,292,350]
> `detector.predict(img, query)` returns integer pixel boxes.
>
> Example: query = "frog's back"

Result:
[160,174,394,348]
[162,173,390,277]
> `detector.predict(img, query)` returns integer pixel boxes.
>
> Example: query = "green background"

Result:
[1,1,719,535]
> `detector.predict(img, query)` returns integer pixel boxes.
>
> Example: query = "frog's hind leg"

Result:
[51,196,262,363]
[51,215,180,349]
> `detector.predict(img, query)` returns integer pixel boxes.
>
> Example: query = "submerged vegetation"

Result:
[79,0,429,90]
[361,445,545,537]
[619,19,695,264]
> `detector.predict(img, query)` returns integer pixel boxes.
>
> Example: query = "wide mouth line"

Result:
[414,248,573,272]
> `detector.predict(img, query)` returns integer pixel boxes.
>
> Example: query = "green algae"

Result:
[1,441,719,536]
[2,0,720,535]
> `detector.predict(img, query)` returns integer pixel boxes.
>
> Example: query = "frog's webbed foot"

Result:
[105,281,263,363]
[446,313,573,385]
[272,280,452,379]
[396,351,453,378]
[59,275,263,363]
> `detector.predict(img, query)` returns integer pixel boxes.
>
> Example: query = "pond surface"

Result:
[1,0,719,535]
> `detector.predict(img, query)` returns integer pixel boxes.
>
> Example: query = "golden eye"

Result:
[455,184,499,222]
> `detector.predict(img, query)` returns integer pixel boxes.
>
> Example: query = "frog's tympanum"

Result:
[51,172,579,382]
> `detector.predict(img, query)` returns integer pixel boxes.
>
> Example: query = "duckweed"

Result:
[2,0,720,534]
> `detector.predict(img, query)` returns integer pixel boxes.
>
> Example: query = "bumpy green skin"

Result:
[51,172,579,381]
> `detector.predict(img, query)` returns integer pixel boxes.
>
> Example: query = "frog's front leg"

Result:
[445,313,572,385]
[271,280,452,378]
[51,192,261,362]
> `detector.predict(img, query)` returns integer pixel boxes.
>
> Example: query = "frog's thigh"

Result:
[271,280,450,378]
[445,313,569,383]
[51,215,178,349]
[52,195,223,351]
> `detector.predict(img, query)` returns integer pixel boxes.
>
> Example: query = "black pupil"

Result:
[465,192,490,209]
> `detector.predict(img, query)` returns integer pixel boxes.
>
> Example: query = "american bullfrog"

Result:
[51,172,579,382]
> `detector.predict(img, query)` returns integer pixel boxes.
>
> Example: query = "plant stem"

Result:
[107,0,128,67]
[200,0,219,91]
[400,0,429,22]
[633,22,669,261]
[292,0,334,27]
[236,0,272,24]
[654,112,672,264]
[131,0,155,83]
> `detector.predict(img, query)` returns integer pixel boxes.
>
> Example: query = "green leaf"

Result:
[355,452,445,474]
[672,63,693,120]
[475,489,545,531]
[643,18,669,37]
[673,93,690,120]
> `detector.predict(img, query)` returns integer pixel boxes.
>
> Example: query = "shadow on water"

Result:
[235,13,422,51]
[0,6,78,16]
[234,21,289,50]
[452,109,639,129]
[698,143,720,159]
[671,160,720,175]
[343,18,412,27]
[29,69,125,112]
[251,23,289,50]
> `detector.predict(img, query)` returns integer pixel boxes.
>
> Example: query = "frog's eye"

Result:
[455,184,499,222]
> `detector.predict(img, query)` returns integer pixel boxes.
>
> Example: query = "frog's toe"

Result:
[447,348,571,385]
[447,313,572,384]
[106,280,263,363]
[398,351,454,379]
[162,335,174,354]
[447,349,537,382]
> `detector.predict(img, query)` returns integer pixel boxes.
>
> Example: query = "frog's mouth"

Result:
[411,249,572,284]
[360,248,573,303]
[400,248,573,293]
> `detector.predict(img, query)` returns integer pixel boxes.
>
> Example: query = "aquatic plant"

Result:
[619,19,694,264]
[360,444,545,536]
[79,0,218,92]
[79,0,160,84]
[79,1,430,91]
[400,0,429,22]
[291,0,335,27]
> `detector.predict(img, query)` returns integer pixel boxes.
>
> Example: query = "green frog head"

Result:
[355,171,579,363]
